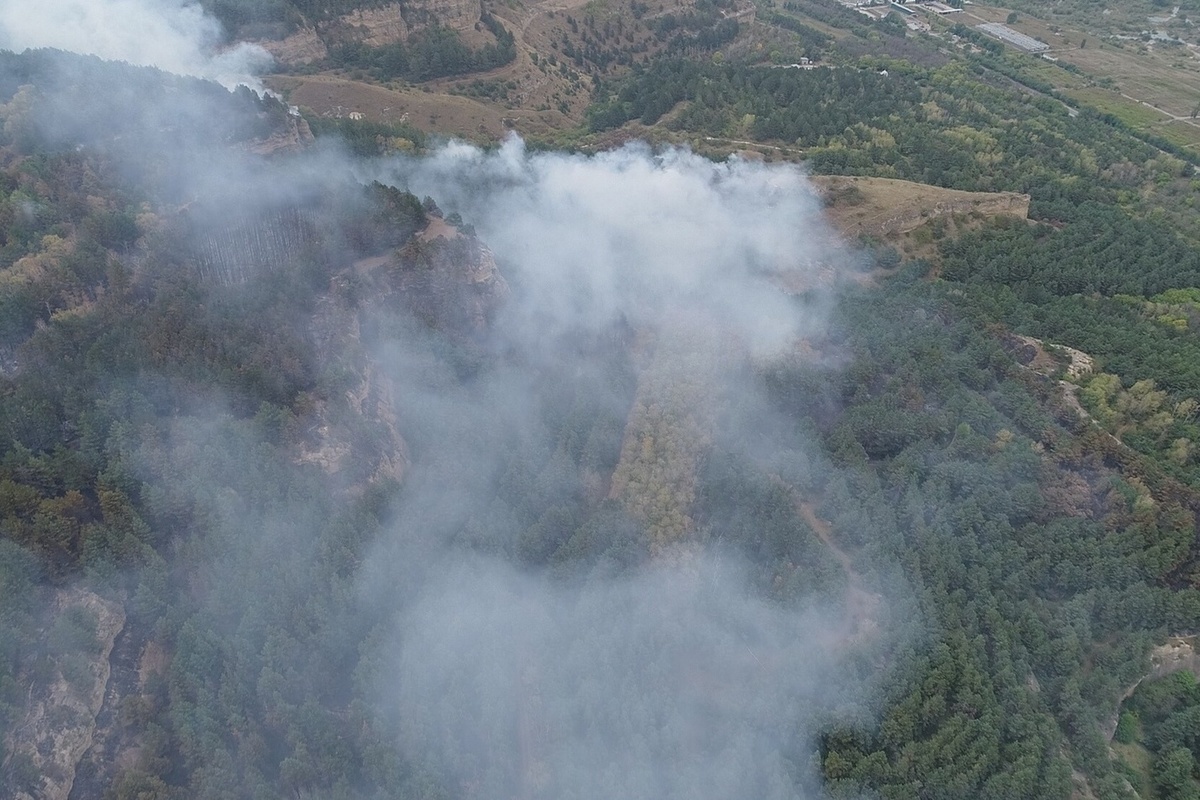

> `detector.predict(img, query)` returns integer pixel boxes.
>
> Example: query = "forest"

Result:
[327,13,517,83]
[2,0,1200,793]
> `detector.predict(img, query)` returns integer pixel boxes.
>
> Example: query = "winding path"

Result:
[796,501,881,642]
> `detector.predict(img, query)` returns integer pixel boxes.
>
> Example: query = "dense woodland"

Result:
[328,13,517,83]
[1116,670,1200,799]
[3,0,1200,794]
[590,56,1188,202]
[612,10,1200,797]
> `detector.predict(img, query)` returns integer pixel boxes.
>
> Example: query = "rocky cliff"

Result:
[299,287,411,487]
[385,215,510,342]
[254,27,328,66]
[5,590,125,800]
[245,112,315,156]
[294,210,508,483]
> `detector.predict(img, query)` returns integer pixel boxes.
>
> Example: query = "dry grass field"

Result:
[267,73,519,139]
[811,175,1030,261]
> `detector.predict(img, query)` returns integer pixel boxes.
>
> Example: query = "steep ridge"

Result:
[6,591,124,800]
[66,616,145,800]
[385,213,511,341]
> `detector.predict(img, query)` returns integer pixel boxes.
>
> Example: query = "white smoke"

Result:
[381,137,848,357]
[365,140,875,800]
[0,0,271,89]
[392,556,843,800]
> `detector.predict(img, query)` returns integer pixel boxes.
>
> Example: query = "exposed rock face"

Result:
[294,364,410,486]
[295,214,508,486]
[335,3,412,46]
[252,27,328,66]
[298,290,410,487]
[67,616,149,800]
[1147,636,1200,680]
[6,590,125,800]
[402,0,482,36]
[1105,636,1200,740]
[246,112,315,155]
[389,216,510,341]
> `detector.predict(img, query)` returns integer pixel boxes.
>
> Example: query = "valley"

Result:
[3,0,1200,798]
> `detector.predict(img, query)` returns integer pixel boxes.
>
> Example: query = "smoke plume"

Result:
[0,0,271,89]
[392,556,842,800]
[380,138,849,355]
[363,140,876,799]
[0,27,888,792]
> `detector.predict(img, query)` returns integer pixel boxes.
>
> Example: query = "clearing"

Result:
[266,73,518,140]
[811,175,1030,261]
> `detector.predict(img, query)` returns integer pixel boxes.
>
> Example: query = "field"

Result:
[267,74,519,140]
[965,2,1200,118]
[811,175,1030,261]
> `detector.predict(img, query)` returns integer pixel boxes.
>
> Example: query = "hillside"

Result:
[812,175,1031,262]
[243,0,1200,793]
[3,0,1200,796]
